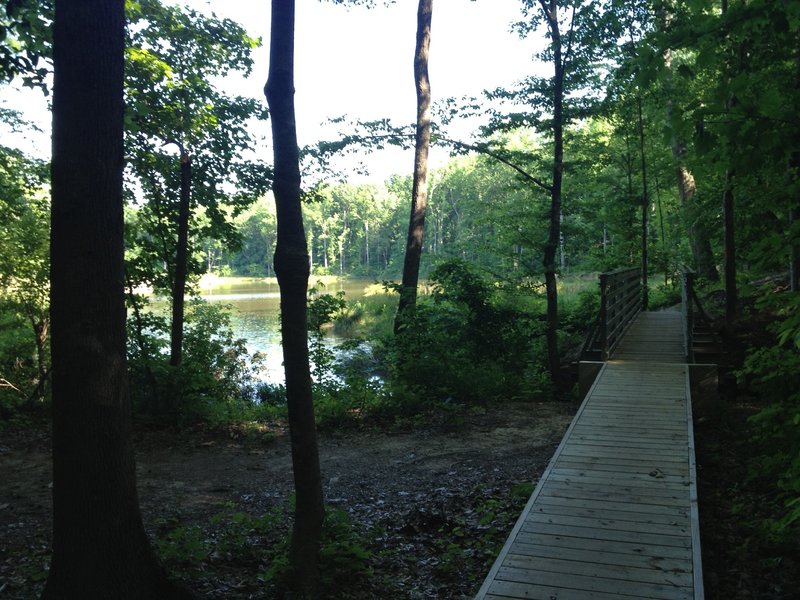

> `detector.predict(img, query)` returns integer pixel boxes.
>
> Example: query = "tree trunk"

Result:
[542,0,564,386]
[663,48,718,282]
[636,94,649,310]
[43,1,189,598]
[394,0,433,334]
[169,148,191,367]
[791,206,800,292]
[264,2,324,596]
[673,158,718,280]
[721,0,737,324]
[722,171,736,323]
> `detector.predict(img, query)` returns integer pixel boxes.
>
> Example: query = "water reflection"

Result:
[197,278,372,384]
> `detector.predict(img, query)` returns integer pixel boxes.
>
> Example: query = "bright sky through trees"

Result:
[0,0,539,182]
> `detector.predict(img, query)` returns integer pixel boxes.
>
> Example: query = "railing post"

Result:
[599,273,609,360]
[682,270,695,363]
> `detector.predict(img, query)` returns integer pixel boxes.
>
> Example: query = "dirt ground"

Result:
[0,401,575,599]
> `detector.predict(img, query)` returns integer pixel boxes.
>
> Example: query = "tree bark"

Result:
[43,1,189,598]
[541,0,564,385]
[264,1,324,596]
[394,0,433,334]
[791,206,800,292]
[636,94,649,310]
[663,48,718,281]
[722,170,736,322]
[170,147,191,368]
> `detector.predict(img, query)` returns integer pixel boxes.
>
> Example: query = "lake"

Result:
[197,276,377,384]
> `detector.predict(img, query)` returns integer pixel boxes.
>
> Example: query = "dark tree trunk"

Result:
[636,94,649,310]
[722,171,736,323]
[264,1,324,596]
[43,1,189,598]
[721,0,737,324]
[170,148,191,367]
[541,0,564,386]
[394,0,433,334]
[791,204,800,292]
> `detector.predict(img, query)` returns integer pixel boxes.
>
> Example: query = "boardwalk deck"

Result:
[475,311,703,600]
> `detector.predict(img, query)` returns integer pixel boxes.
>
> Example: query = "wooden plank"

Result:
[513,530,692,560]
[567,437,686,451]
[545,474,690,496]
[484,580,634,600]
[522,511,690,537]
[519,521,691,548]
[552,460,687,477]
[503,554,693,588]
[495,566,692,600]
[553,456,688,470]
[507,540,692,572]
[559,445,688,462]
[533,494,690,519]
[538,486,689,509]
[546,471,691,490]
[528,500,690,526]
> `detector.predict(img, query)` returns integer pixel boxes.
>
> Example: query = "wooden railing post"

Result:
[599,273,609,360]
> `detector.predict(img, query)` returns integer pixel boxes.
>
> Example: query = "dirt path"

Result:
[0,401,575,599]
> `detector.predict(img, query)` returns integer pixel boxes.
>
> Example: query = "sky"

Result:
[0,0,543,183]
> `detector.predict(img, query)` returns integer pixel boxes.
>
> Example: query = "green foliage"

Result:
[739,290,800,542]
[0,145,50,418]
[0,0,52,88]
[127,297,265,424]
[648,280,682,311]
[263,504,373,594]
[385,259,548,407]
[429,482,532,579]
[157,501,372,596]
[124,0,269,298]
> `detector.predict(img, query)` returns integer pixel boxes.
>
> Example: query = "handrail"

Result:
[681,270,695,362]
[582,267,643,360]
[681,268,723,364]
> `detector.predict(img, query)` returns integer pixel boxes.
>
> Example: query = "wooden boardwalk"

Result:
[475,311,704,600]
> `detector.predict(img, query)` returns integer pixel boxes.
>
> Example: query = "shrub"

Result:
[127,297,265,425]
[384,259,547,407]
[738,289,800,542]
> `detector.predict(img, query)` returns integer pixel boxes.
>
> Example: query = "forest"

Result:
[0,0,798,598]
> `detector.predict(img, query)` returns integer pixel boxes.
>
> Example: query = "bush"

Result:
[0,300,41,423]
[383,259,548,407]
[738,289,800,542]
[127,297,265,425]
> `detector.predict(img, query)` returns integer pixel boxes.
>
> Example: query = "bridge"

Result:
[475,268,710,600]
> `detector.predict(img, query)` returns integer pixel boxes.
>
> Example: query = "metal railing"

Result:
[681,268,720,364]
[582,267,643,360]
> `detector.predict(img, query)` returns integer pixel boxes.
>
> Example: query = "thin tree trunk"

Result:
[542,0,564,386]
[43,1,189,597]
[721,0,737,324]
[170,148,191,367]
[636,94,649,310]
[29,314,48,399]
[394,0,433,334]
[653,166,668,285]
[722,171,736,322]
[264,1,324,596]
[791,205,800,291]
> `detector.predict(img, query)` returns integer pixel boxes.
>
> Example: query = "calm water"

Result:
[198,277,374,384]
